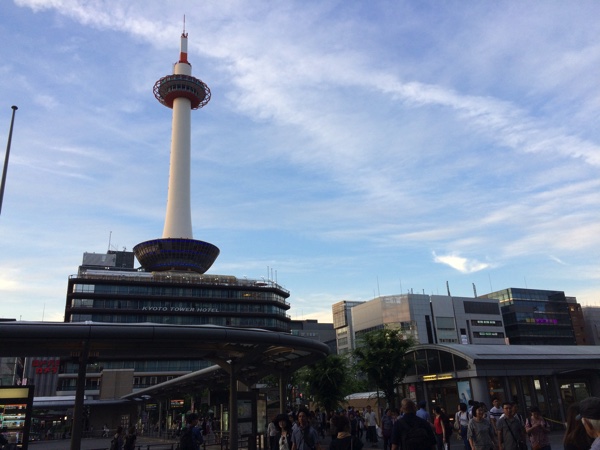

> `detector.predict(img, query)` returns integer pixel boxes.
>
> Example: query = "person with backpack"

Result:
[455,403,471,450]
[524,406,550,450]
[391,398,436,450]
[180,413,203,450]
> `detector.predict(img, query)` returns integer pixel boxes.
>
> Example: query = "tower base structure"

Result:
[133,238,220,274]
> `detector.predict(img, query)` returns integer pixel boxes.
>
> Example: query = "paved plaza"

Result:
[27,429,568,450]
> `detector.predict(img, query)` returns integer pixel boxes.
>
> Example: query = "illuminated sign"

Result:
[422,373,454,381]
[32,359,60,375]
[472,320,502,326]
[170,399,184,408]
[141,306,219,313]
[526,318,558,325]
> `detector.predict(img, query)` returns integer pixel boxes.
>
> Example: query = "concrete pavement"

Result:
[26,430,567,450]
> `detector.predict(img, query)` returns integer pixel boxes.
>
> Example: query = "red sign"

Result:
[32,359,59,375]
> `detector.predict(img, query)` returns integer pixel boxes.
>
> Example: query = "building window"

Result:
[473,331,505,338]
[464,301,500,315]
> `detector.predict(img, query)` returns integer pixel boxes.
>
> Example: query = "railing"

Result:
[69,272,290,296]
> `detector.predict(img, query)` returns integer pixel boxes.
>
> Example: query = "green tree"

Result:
[353,328,415,409]
[298,354,353,412]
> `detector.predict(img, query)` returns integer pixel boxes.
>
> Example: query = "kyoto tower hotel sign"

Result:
[134,30,220,273]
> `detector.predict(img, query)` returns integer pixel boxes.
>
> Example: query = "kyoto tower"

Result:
[134,28,220,273]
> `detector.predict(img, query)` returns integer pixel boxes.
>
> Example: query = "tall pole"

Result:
[0,105,18,216]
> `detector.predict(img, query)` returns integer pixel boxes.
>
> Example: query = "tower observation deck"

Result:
[134,31,219,274]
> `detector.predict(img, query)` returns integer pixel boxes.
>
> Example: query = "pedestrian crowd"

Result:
[262,395,600,450]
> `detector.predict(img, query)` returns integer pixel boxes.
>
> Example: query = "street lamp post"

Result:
[0,105,18,216]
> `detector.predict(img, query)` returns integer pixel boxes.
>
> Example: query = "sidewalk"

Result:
[26,430,567,450]
[28,436,179,450]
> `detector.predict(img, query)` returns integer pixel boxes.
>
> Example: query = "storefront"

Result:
[400,344,600,426]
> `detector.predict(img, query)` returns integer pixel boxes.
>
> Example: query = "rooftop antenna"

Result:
[107,231,112,252]
[446,281,451,297]
[472,283,478,298]
[183,15,187,36]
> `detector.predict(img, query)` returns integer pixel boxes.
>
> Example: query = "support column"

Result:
[229,361,239,450]
[70,340,90,450]
[552,375,566,424]
[279,373,287,413]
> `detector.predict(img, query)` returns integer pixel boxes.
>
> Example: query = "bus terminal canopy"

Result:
[0,321,329,386]
[0,321,330,450]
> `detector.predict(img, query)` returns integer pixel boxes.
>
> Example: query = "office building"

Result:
[582,305,600,345]
[290,319,336,354]
[335,294,506,353]
[480,288,580,345]
[332,300,365,354]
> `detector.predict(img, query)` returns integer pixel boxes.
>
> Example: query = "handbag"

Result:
[505,420,527,450]
[454,413,461,431]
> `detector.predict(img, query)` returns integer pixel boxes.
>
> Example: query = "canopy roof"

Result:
[0,321,329,387]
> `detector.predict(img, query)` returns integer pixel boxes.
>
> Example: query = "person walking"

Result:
[292,407,321,450]
[468,403,496,450]
[276,414,293,450]
[577,397,600,450]
[433,407,449,450]
[110,426,124,450]
[496,402,526,450]
[364,406,378,447]
[563,403,593,450]
[330,415,364,450]
[456,403,471,450]
[525,407,550,450]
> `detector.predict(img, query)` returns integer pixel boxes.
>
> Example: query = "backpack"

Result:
[399,418,436,450]
[179,426,195,450]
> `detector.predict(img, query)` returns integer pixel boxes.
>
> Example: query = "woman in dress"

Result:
[468,403,496,450]
[434,407,449,450]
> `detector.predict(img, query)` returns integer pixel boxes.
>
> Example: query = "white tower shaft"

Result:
[162,37,193,239]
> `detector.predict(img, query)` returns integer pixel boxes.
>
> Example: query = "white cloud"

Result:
[432,252,490,274]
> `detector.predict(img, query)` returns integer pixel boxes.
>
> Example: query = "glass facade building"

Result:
[480,287,577,345]
[66,272,291,330]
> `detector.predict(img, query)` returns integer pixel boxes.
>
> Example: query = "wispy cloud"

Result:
[432,252,491,274]
[2,0,600,322]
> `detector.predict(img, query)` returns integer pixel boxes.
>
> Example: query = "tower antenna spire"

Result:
[183,15,187,37]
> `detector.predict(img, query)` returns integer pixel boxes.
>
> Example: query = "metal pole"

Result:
[0,105,18,216]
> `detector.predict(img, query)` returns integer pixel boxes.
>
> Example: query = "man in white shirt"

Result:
[364,405,378,446]
[489,397,503,429]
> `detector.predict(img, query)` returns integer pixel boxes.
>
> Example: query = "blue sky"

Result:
[1,1,600,323]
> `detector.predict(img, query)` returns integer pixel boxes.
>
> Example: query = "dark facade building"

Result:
[59,251,292,395]
[65,251,291,330]
[290,319,336,353]
[480,287,581,345]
